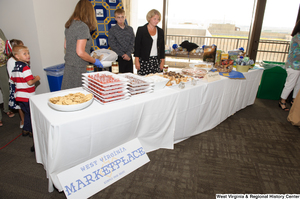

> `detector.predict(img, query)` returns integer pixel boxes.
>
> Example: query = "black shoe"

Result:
[22,130,30,136]
[30,145,35,152]
[29,132,33,138]
[278,101,289,111]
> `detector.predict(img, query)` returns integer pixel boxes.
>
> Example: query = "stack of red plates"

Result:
[82,71,130,105]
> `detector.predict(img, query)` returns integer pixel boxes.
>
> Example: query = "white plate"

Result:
[48,90,93,112]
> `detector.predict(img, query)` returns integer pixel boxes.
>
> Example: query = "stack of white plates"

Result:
[120,73,154,96]
[82,71,130,105]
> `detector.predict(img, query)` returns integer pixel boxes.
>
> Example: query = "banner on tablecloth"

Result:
[57,138,150,199]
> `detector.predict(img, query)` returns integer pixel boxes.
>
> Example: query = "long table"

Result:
[172,69,263,142]
[30,69,263,192]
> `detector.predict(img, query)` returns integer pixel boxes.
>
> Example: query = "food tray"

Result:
[82,79,128,91]
[82,78,128,91]
[83,84,129,99]
[82,71,128,87]
[189,62,213,71]
[83,82,128,95]
[119,73,154,87]
[93,95,130,105]
[127,85,154,91]
[181,68,207,78]
[129,89,154,96]
[84,87,130,101]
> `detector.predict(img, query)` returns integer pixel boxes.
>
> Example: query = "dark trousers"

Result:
[117,55,133,73]
[19,101,32,133]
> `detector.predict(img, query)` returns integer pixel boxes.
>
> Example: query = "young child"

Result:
[10,45,40,137]
[7,39,25,128]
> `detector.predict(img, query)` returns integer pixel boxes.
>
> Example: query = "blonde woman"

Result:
[134,9,165,75]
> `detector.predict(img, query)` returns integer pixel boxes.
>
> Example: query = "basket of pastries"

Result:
[216,59,234,72]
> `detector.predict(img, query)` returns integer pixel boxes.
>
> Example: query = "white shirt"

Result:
[150,28,158,57]
[7,57,16,78]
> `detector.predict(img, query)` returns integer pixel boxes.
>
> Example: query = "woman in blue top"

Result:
[134,9,165,76]
[279,19,300,111]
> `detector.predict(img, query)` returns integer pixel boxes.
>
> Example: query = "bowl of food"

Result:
[236,64,251,72]
[48,90,93,112]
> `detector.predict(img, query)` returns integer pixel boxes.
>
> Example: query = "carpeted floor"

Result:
[0,98,299,199]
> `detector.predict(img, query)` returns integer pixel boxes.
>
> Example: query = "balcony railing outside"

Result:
[166,35,290,63]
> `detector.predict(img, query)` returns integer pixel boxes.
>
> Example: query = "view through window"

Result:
[257,0,299,62]
[130,0,299,63]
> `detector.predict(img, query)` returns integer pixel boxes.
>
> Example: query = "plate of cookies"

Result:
[148,71,193,87]
[48,90,94,112]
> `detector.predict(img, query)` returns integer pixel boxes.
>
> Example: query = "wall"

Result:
[0,0,78,94]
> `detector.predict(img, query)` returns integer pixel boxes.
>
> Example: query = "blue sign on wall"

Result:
[90,0,125,50]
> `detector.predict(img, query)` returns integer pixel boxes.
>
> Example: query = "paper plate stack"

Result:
[82,71,130,105]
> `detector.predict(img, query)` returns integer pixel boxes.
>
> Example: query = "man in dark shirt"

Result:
[108,9,135,73]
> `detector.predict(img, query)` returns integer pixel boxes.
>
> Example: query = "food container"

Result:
[163,65,168,75]
[182,67,207,78]
[86,64,94,73]
[189,62,213,71]
[111,61,119,74]
[236,65,250,72]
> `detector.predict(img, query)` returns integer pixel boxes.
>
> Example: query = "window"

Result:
[130,0,164,34]
[257,0,299,62]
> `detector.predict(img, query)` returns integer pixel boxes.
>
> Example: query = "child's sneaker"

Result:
[20,121,24,128]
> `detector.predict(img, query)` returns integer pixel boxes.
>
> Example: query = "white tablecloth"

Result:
[30,87,179,192]
[171,69,263,141]
[30,69,263,192]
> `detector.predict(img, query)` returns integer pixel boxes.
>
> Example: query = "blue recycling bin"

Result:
[44,63,65,92]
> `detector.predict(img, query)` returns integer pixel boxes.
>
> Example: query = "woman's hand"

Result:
[160,59,165,71]
[94,59,103,68]
[122,54,131,61]
[160,63,164,71]
[135,57,140,70]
